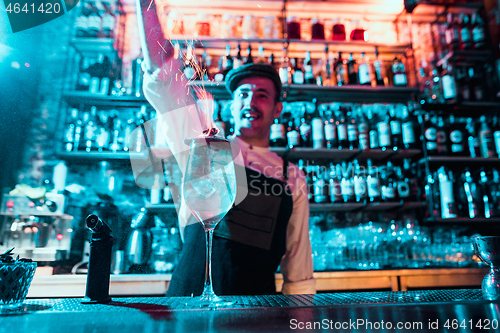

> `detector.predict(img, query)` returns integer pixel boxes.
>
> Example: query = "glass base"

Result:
[185,293,233,308]
[0,302,25,313]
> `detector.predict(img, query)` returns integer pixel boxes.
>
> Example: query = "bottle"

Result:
[376,108,391,150]
[257,45,266,64]
[479,169,495,218]
[298,161,313,203]
[445,13,460,52]
[346,108,358,150]
[392,57,407,87]
[466,118,480,158]
[358,52,371,86]
[286,119,300,149]
[75,5,89,37]
[311,99,324,149]
[76,57,91,91]
[279,47,291,85]
[222,44,233,79]
[335,52,347,86]
[353,160,367,203]
[299,105,312,147]
[322,47,334,86]
[347,53,358,85]
[292,58,304,85]
[493,116,500,158]
[357,108,370,150]
[95,112,111,152]
[423,113,438,155]
[368,107,380,149]
[379,165,390,201]
[395,166,410,201]
[214,108,225,138]
[86,5,101,38]
[245,44,254,65]
[463,168,481,218]
[340,161,354,203]
[436,115,449,155]
[459,13,472,51]
[350,19,366,41]
[372,46,385,87]
[199,50,210,81]
[366,159,381,202]
[324,107,337,149]
[478,115,496,158]
[109,117,122,152]
[233,44,243,70]
[313,166,328,203]
[448,114,465,156]
[438,166,457,219]
[303,51,315,84]
[64,108,79,152]
[383,161,398,202]
[468,67,485,102]
[389,106,403,151]
[490,168,500,216]
[336,108,348,149]
[269,118,286,147]
[331,18,346,41]
[471,12,486,50]
[328,163,342,203]
[183,44,196,81]
[403,158,419,201]
[457,66,471,102]
[441,61,457,103]
[401,104,418,150]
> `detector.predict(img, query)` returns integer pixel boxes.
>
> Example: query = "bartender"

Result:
[136,0,315,295]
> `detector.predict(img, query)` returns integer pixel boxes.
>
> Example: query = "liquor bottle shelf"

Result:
[64,83,419,106]
[283,84,419,103]
[418,101,500,115]
[272,147,421,163]
[406,1,484,23]
[437,50,495,67]
[310,200,426,213]
[173,36,410,58]
[57,147,421,163]
[70,38,116,57]
[418,156,500,165]
[424,217,500,224]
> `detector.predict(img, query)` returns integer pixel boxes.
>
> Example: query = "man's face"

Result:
[230,76,283,147]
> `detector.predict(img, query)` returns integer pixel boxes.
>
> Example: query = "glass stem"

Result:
[202,228,215,298]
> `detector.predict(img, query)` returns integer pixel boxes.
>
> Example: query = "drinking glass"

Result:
[182,132,237,307]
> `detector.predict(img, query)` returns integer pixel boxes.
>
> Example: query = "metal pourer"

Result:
[81,214,114,304]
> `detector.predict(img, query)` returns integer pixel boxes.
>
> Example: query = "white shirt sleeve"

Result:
[279,169,316,295]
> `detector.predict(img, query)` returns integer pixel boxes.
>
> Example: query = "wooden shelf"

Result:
[63,91,147,107]
[57,151,146,162]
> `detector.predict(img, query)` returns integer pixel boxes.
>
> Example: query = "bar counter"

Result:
[3,289,499,333]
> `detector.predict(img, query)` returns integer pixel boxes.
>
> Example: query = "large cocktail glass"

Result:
[473,236,500,300]
[182,134,236,307]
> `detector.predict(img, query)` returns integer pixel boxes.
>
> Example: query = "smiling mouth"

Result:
[241,110,261,121]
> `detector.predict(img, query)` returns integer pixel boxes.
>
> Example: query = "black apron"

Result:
[167,161,293,296]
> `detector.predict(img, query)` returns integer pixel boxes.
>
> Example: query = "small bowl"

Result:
[0,261,37,312]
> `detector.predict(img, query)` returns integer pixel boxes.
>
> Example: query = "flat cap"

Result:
[225,63,282,98]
